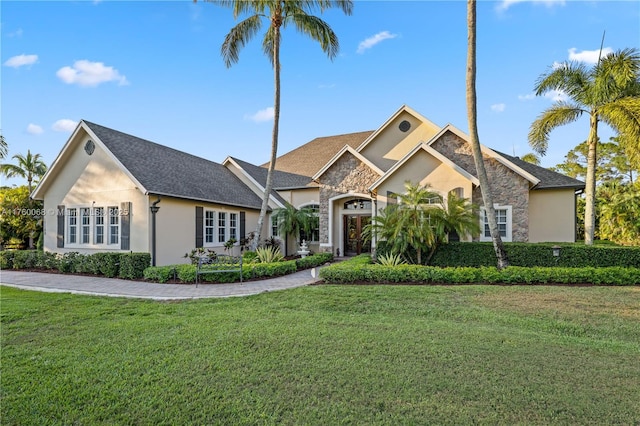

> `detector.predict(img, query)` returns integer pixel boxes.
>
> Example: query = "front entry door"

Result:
[344,215,371,256]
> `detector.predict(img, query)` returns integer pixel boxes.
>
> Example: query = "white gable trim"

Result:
[426,124,541,186]
[31,120,148,200]
[312,145,384,181]
[369,142,480,191]
[355,104,441,153]
[222,157,285,209]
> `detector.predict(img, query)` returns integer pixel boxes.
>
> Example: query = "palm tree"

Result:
[529,48,640,245]
[0,149,47,193]
[272,203,316,256]
[363,182,479,265]
[208,0,353,249]
[0,132,8,159]
[466,0,509,269]
[521,153,541,165]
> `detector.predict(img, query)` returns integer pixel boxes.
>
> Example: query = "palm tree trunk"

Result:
[466,0,509,269]
[584,112,598,245]
[252,15,282,251]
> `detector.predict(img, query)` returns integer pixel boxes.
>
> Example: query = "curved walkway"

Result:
[0,267,323,300]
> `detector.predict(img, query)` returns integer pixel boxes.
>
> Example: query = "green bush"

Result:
[242,251,258,263]
[295,252,333,270]
[428,242,640,268]
[319,256,640,286]
[176,264,197,283]
[90,252,120,278]
[119,253,151,279]
[0,251,15,269]
[143,266,176,283]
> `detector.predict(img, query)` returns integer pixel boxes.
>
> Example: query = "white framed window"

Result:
[480,205,512,242]
[271,215,279,237]
[94,207,105,244]
[68,208,78,244]
[205,210,215,243]
[203,208,240,247]
[229,213,237,240]
[109,206,119,245]
[299,204,320,242]
[80,208,91,244]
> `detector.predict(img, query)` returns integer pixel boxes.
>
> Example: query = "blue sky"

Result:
[2,0,639,188]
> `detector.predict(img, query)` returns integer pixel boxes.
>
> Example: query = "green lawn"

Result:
[2,284,639,425]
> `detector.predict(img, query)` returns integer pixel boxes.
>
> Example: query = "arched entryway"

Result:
[342,199,372,256]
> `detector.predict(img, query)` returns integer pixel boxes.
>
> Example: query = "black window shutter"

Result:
[57,205,65,248]
[121,202,131,250]
[195,206,203,248]
[240,211,246,240]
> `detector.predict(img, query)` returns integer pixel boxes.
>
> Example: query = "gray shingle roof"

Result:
[495,151,586,190]
[231,157,314,189]
[84,120,264,209]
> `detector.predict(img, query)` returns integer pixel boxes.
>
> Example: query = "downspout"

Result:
[150,197,161,266]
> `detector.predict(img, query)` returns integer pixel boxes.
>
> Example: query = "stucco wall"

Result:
[529,189,576,242]
[41,132,149,255]
[359,112,440,171]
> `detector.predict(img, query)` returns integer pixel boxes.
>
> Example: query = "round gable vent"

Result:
[84,140,95,155]
[399,120,411,132]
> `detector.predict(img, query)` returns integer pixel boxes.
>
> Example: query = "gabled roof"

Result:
[230,157,314,190]
[493,151,585,190]
[35,120,265,209]
[355,104,440,153]
[267,130,373,177]
[312,145,384,181]
[426,124,541,186]
[369,142,480,191]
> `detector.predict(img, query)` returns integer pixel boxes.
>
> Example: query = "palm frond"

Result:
[288,14,340,60]
[528,103,584,155]
[221,15,263,67]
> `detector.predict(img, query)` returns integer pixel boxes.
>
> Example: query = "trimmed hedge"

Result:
[319,255,640,286]
[0,250,150,280]
[376,241,640,268]
[142,252,333,284]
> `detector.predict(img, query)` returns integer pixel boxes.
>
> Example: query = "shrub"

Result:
[376,252,406,266]
[119,253,151,279]
[295,252,333,270]
[11,250,40,269]
[319,256,640,286]
[91,252,120,278]
[242,251,258,263]
[57,252,82,273]
[143,266,176,283]
[0,251,16,269]
[176,264,197,283]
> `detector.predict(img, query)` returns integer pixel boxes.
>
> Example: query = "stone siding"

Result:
[317,152,380,247]
[432,132,530,242]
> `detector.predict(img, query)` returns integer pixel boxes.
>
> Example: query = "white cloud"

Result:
[568,47,614,64]
[491,103,506,112]
[52,119,78,132]
[497,0,565,12]
[7,28,24,38]
[27,124,43,135]
[544,89,569,102]
[56,60,129,87]
[4,54,38,68]
[245,107,274,123]
[357,31,398,54]
[518,93,536,101]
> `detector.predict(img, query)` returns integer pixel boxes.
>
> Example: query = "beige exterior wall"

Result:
[359,111,440,171]
[154,197,262,266]
[40,131,149,256]
[529,189,576,242]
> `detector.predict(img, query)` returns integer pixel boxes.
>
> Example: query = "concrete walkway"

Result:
[0,267,323,300]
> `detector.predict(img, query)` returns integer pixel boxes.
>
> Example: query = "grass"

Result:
[2,284,639,425]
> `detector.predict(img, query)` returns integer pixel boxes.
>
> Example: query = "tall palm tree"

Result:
[529,48,640,244]
[466,0,509,269]
[207,0,353,250]
[0,149,47,193]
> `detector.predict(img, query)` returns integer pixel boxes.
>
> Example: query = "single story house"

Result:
[32,105,585,266]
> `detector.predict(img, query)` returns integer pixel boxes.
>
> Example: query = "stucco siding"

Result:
[529,189,576,242]
[360,112,440,171]
[41,133,148,255]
